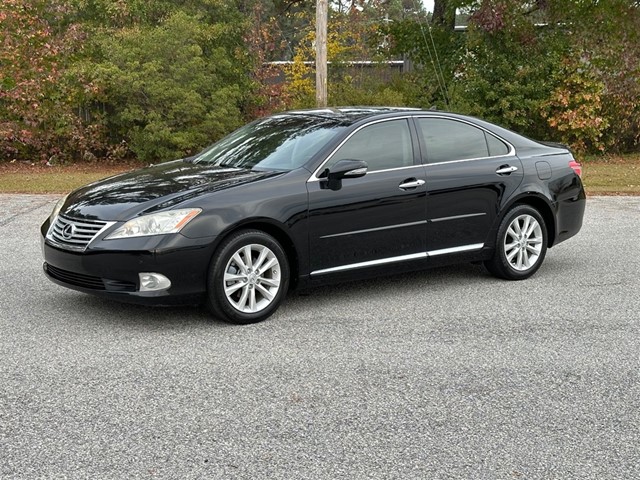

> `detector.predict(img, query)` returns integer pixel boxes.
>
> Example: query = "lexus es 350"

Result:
[41,108,586,324]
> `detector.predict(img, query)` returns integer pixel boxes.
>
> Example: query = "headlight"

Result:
[105,208,202,240]
[50,194,68,221]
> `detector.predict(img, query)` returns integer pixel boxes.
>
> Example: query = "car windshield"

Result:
[193,115,347,171]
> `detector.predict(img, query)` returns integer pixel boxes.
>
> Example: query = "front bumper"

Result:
[41,219,217,306]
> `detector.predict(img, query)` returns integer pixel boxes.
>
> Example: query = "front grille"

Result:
[45,263,136,292]
[48,215,113,251]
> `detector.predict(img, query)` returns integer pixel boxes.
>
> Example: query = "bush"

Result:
[448,17,566,141]
[541,59,608,153]
[87,11,249,162]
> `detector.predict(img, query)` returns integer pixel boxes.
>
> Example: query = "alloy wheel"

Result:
[223,244,281,313]
[504,214,543,272]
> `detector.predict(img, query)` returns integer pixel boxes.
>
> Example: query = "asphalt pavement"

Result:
[1,194,639,479]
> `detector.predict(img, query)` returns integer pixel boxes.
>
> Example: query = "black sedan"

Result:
[41,108,586,324]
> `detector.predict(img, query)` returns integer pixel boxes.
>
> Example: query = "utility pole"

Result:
[315,0,328,108]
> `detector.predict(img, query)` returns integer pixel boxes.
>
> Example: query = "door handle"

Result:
[399,179,426,190]
[496,165,518,175]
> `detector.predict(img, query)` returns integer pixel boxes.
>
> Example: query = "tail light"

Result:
[569,160,582,178]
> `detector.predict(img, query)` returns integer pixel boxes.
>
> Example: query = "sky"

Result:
[423,0,434,12]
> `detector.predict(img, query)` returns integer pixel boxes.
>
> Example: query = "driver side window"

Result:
[326,119,413,172]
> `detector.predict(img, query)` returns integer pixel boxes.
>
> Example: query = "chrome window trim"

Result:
[425,155,512,167]
[415,115,516,164]
[320,220,427,239]
[307,116,417,182]
[310,243,484,276]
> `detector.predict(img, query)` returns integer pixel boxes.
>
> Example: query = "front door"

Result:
[307,119,427,276]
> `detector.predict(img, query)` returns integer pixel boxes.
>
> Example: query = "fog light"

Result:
[139,273,171,292]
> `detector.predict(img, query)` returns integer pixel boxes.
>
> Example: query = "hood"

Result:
[62,160,282,221]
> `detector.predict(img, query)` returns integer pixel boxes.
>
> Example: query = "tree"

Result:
[1,0,259,163]
[387,0,640,153]
[279,1,409,108]
[0,0,97,162]
[86,9,251,162]
[461,0,639,152]
[432,0,455,29]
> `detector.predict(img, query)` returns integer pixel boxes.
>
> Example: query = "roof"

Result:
[283,106,422,124]
[277,107,549,150]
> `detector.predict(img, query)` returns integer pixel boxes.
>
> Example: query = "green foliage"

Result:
[1,0,253,163]
[541,60,608,153]
[572,1,640,153]
[88,10,248,161]
[66,0,245,30]
[3,0,640,161]
[387,0,640,153]
[279,4,414,110]
[535,0,640,152]
[385,19,466,109]
[450,24,566,140]
[329,75,407,107]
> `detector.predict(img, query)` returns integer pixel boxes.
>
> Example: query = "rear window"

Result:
[417,118,509,163]
[486,133,510,156]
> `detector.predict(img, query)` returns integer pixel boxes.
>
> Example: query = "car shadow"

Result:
[53,262,524,328]
[58,293,228,328]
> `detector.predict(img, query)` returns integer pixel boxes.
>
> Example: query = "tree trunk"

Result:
[432,0,455,30]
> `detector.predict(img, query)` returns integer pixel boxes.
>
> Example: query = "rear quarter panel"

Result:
[513,147,586,247]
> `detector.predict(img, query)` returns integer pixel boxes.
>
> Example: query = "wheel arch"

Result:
[211,218,300,290]
[489,193,557,249]
[507,194,556,247]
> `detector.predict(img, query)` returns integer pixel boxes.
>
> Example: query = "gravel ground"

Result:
[1,194,639,479]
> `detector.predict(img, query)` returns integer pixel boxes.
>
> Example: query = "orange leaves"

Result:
[542,60,609,153]
[0,0,105,162]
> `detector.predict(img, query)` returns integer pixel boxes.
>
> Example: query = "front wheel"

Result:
[206,230,289,324]
[484,205,548,280]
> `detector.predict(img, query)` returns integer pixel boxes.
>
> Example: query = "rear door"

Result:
[414,117,523,255]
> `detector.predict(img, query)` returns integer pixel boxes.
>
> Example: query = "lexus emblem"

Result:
[61,224,76,240]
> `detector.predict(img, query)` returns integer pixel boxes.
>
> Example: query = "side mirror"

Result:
[326,159,368,179]
[320,159,368,190]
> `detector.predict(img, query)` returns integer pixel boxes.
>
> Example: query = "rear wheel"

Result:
[207,230,289,324]
[484,204,548,280]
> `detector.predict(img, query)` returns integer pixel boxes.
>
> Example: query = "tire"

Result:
[206,230,289,324]
[484,204,548,280]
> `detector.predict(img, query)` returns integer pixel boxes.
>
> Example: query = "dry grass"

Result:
[581,154,640,195]
[0,162,140,194]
